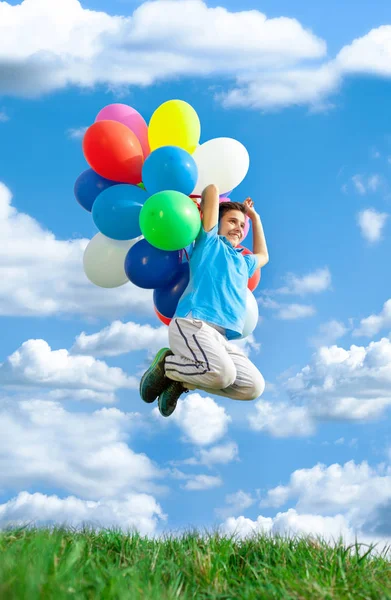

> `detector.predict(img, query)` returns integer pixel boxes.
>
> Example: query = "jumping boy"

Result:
[139,183,269,417]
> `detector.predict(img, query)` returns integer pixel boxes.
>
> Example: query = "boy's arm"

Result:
[244,198,269,269]
[200,184,219,232]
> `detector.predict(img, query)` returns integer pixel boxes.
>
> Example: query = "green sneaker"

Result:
[158,381,188,417]
[139,348,173,404]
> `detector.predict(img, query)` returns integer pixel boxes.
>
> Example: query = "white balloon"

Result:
[192,137,249,195]
[240,288,259,339]
[83,233,141,288]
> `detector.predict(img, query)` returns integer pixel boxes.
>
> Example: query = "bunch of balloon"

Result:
[74,99,259,339]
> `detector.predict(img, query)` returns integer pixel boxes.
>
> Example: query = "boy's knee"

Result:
[249,372,265,400]
[240,372,265,401]
[210,362,237,390]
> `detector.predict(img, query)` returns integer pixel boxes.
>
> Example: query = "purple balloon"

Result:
[95,103,150,158]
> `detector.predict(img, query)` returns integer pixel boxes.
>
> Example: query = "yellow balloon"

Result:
[148,100,201,154]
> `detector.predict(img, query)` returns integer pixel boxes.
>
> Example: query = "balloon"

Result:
[83,233,140,288]
[153,262,190,318]
[95,103,150,159]
[240,289,259,339]
[148,100,201,153]
[238,246,260,290]
[92,184,147,240]
[142,146,198,196]
[154,306,171,326]
[124,239,182,289]
[74,169,118,212]
[192,138,249,195]
[140,190,201,251]
[247,267,260,291]
[83,120,143,184]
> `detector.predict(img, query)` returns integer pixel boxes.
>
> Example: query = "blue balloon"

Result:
[92,184,148,240]
[74,169,118,212]
[125,239,182,289]
[153,262,190,318]
[142,146,198,196]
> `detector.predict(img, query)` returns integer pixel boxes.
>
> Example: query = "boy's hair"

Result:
[218,201,247,220]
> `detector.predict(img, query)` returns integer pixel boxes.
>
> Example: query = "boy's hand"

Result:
[243,197,258,220]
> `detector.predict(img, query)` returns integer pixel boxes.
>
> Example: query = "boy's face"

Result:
[218,209,246,247]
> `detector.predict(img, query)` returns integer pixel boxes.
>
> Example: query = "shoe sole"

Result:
[139,348,172,404]
[158,394,177,418]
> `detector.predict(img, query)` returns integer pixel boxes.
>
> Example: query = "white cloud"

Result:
[368,175,381,192]
[221,510,356,546]
[352,299,391,337]
[352,174,367,195]
[0,490,166,536]
[66,126,88,139]
[171,441,239,468]
[248,400,315,438]
[276,304,316,320]
[351,174,382,195]
[0,109,9,122]
[249,334,391,439]
[197,442,239,467]
[0,0,325,100]
[220,63,340,111]
[357,208,388,243]
[219,459,391,556]
[0,398,166,500]
[215,489,255,519]
[154,393,231,446]
[309,319,349,347]
[3,2,391,112]
[0,339,137,393]
[284,337,391,422]
[0,181,153,318]
[182,474,222,491]
[275,267,332,296]
[73,320,169,357]
[260,460,391,524]
[48,389,117,405]
[336,25,391,78]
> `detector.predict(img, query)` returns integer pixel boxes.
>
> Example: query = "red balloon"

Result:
[83,120,143,184]
[238,245,261,291]
[154,305,171,326]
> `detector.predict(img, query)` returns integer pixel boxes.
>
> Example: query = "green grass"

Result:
[0,525,390,599]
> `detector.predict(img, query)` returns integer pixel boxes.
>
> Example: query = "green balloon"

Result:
[139,190,201,250]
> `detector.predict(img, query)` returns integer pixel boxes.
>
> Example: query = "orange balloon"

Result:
[83,120,143,184]
[154,305,171,326]
[238,246,261,291]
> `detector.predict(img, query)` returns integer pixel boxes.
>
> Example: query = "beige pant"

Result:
[165,317,265,401]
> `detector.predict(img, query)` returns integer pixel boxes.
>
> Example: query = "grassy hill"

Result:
[0,526,390,599]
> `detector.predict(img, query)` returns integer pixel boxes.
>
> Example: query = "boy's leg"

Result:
[194,342,265,401]
[164,318,237,390]
[139,347,173,403]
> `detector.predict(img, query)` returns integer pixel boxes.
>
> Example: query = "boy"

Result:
[140,184,269,417]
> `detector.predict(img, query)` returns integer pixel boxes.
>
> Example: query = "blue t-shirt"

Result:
[175,225,258,339]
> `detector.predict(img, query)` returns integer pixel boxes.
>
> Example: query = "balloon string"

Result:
[183,248,190,262]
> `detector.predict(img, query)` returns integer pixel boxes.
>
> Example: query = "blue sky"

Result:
[1,0,391,550]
